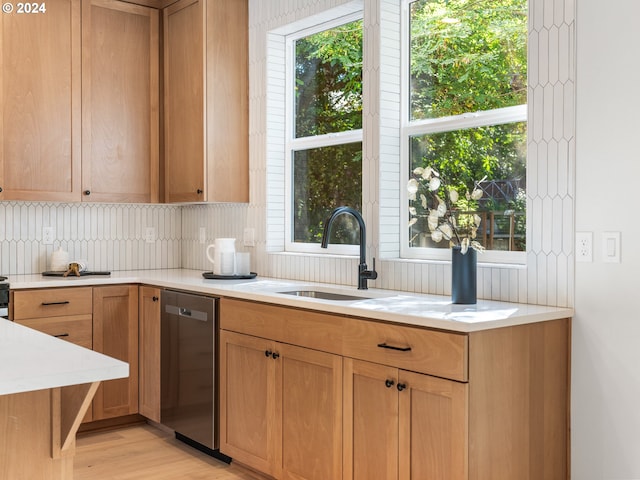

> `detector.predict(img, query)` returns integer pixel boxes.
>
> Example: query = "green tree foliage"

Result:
[295,20,363,138]
[410,0,527,119]
[293,20,363,244]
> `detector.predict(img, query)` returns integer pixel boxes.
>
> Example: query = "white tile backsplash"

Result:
[0,202,181,275]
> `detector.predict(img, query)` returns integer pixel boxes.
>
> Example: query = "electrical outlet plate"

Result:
[243,227,255,247]
[145,227,156,244]
[576,231,593,262]
[42,226,55,245]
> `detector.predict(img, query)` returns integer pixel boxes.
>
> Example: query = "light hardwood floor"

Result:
[74,424,265,480]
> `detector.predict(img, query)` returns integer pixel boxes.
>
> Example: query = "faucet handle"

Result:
[366,257,378,280]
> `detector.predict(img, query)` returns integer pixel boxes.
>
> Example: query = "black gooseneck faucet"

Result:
[320,206,378,290]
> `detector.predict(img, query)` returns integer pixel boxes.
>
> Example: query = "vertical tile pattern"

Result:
[526,0,575,307]
[0,202,181,274]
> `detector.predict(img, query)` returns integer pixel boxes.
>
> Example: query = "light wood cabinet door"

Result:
[344,358,399,480]
[138,285,161,422]
[163,0,204,203]
[92,285,139,420]
[164,0,248,203]
[280,343,342,480]
[220,330,279,477]
[81,0,159,203]
[0,0,81,201]
[344,359,468,480]
[398,370,468,480]
[204,0,248,203]
[220,331,343,480]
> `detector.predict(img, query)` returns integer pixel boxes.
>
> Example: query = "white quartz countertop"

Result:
[6,269,573,333]
[0,319,129,396]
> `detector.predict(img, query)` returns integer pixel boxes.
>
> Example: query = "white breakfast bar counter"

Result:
[6,268,573,333]
[0,319,128,480]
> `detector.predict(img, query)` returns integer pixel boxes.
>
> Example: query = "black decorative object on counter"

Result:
[202,272,257,280]
[451,246,477,304]
[42,271,111,277]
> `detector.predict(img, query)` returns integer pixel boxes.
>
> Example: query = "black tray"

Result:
[42,271,111,277]
[202,272,257,280]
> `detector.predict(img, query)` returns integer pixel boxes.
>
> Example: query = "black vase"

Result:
[451,245,477,304]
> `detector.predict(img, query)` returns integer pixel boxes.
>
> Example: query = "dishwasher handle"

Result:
[165,304,209,322]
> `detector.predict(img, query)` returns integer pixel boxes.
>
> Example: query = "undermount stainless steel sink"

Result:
[279,290,370,301]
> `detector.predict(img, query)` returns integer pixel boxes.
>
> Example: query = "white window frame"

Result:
[284,13,364,256]
[399,0,527,265]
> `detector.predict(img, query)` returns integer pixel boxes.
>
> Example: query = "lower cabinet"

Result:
[12,286,95,422]
[220,297,570,480]
[92,285,139,420]
[12,284,140,423]
[220,330,342,480]
[343,358,468,480]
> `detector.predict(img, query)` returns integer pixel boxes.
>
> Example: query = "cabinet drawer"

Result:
[220,298,345,356]
[12,287,93,320]
[16,314,93,349]
[342,318,468,382]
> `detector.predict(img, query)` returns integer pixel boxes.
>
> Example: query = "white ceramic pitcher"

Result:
[206,238,236,275]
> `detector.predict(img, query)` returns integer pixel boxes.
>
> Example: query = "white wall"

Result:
[573,1,640,477]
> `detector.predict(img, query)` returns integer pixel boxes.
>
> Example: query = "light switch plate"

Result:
[602,231,621,263]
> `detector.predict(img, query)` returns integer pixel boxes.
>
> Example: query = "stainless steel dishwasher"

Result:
[161,290,217,453]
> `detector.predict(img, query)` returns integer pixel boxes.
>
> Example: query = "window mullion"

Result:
[403,105,527,136]
[288,129,363,152]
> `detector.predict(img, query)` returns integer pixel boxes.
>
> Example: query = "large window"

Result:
[402,0,528,262]
[285,16,363,253]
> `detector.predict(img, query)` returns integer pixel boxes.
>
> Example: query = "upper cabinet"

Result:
[0,0,82,201]
[164,0,248,203]
[0,0,247,204]
[81,0,160,203]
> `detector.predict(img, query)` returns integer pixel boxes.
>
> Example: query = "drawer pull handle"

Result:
[41,301,70,306]
[271,352,280,360]
[265,350,272,357]
[397,383,407,392]
[54,333,70,338]
[377,343,411,352]
[385,379,395,388]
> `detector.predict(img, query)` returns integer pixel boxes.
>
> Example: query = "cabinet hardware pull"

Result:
[0,187,3,192]
[271,352,280,360]
[397,383,407,392]
[84,190,91,195]
[41,300,70,306]
[54,333,69,338]
[377,343,411,352]
[152,296,159,302]
[385,379,395,388]
[196,189,203,194]
[265,350,272,357]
